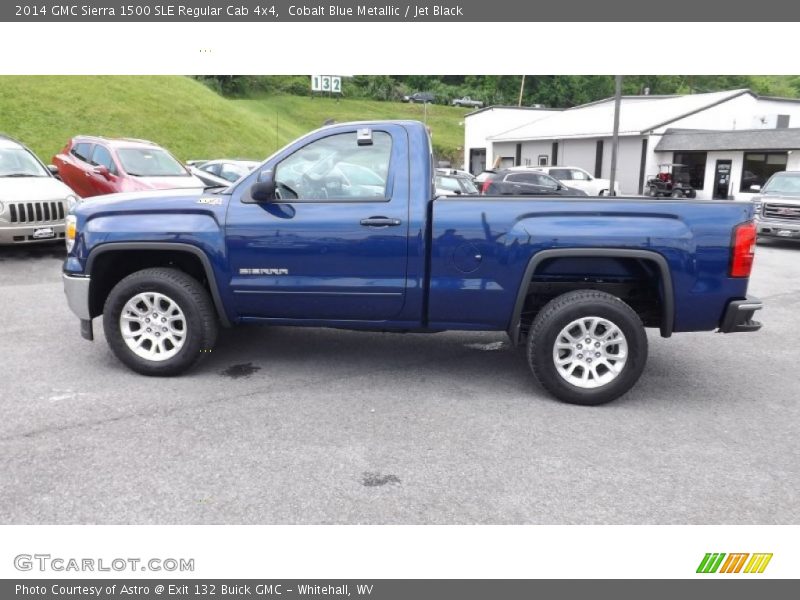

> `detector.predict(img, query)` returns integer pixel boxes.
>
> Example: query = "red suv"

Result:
[53,136,204,198]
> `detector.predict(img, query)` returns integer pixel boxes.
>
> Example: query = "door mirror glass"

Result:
[93,165,110,178]
[250,178,277,203]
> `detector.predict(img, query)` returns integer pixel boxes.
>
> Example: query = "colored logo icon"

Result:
[697,553,773,574]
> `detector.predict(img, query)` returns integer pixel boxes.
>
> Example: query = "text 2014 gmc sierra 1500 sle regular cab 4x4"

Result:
[62,121,763,405]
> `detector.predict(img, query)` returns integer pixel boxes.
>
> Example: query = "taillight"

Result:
[730,221,756,278]
[481,179,491,194]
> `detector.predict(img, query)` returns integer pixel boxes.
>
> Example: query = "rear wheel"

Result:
[671,189,684,198]
[103,267,218,376]
[526,290,648,405]
[648,185,658,197]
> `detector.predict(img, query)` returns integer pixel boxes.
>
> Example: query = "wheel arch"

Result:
[507,248,675,345]
[85,242,231,327]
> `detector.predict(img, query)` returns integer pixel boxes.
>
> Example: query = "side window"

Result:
[506,173,534,184]
[219,163,247,182]
[570,169,589,180]
[202,163,222,176]
[274,131,392,201]
[71,142,92,163]
[90,144,117,174]
[549,168,572,180]
[535,174,559,189]
[436,176,462,192]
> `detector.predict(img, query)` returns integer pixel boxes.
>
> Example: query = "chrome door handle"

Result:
[360,217,402,227]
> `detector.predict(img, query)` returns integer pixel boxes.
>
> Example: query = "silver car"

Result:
[0,135,80,245]
[752,171,800,239]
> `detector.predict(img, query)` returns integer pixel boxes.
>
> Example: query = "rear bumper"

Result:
[62,272,94,340]
[719,296,763,333]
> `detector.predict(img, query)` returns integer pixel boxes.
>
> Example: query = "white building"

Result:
[467,89,800,199]
[463,105,560,175]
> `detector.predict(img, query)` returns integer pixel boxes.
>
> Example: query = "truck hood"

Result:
[756,192,800,205]
[0,176,76,201]
[75,187,229,217]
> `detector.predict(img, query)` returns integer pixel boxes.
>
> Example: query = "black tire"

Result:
[103,267,218,376]
[671,189,684,198]
[648,185,658,197]
[526,290,648,405]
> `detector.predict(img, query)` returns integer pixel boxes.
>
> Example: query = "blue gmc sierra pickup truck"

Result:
[63,120,763,405]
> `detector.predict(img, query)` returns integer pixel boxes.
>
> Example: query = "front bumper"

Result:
[62,273,94,340]
[756,218,800,238]
[0,223,65,245]
[719,296,763,333]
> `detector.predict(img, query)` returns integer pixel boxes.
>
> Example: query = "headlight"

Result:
[66,194,80,211]
[751,196,762,217]
[65,215,77,253]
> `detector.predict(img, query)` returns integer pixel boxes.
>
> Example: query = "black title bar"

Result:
[4,0,800,21]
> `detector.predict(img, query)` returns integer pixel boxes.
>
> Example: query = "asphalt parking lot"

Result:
[0,240,798,525]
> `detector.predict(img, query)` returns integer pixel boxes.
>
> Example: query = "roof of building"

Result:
[655,127,800,152]
[464,105,562,118]
[489,89,759,142]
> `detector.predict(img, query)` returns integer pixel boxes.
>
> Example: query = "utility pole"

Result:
[518,75,526,107]
[609,75,622,197]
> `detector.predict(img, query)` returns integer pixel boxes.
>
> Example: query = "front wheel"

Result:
[103,267,218,376]
[526,290,648,405]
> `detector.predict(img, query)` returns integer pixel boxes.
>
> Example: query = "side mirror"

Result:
[48,164,59,177]
[250,179,277,203]
[93,165,110,179]
[749,184,762,192]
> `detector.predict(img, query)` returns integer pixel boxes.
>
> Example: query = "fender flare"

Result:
[85,242,232,327]
[507,248,675,345]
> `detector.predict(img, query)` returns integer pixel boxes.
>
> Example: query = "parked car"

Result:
[646,163,697,198]
[451,96,484,108]
[63,120,762,406]
[0,134,80,245]
[435,171,479,196]
[190,159,259,183]
[186,165,231,188]
[52,136,204,198]
[512,165,620,196]
[479,169,588,196]
[402,92,435,104]
[751,171,800,239]
[436,167,474,180]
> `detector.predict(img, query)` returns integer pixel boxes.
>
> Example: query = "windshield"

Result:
[763,174,800,195]
[460,178,479,194]
[0,147,49,177]
[117,147,188,177]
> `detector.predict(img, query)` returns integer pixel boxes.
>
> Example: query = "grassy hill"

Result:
[0,76,469,164]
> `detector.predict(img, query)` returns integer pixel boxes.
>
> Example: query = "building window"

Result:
[538,155,548,166]
[740,152,788,192]
[673,152,707,190]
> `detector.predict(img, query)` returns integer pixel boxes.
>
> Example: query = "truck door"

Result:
[225,126,410,321]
